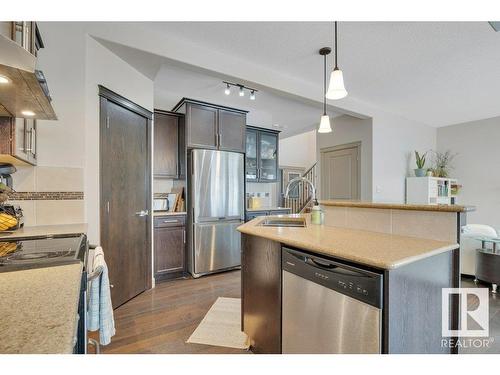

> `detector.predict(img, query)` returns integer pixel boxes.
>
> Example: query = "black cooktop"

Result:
[0,234,87,272]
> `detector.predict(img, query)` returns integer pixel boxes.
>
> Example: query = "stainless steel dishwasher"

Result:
[282,247,383,354]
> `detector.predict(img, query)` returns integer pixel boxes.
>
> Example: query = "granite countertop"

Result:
[153,211,187,217]
[237,215,459,270]
[246,207,291,212]
[0,263,83,353]
[319,200,475,213]
[0,223,88,240]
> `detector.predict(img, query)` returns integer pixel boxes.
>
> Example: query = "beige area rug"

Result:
[187,297,250,350]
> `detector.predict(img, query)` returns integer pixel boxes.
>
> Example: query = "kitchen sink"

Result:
[259,217,306,228]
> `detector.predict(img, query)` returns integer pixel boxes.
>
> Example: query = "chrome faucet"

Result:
[284,176,316,201]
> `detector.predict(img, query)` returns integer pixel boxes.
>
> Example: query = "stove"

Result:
[0,234,87,272]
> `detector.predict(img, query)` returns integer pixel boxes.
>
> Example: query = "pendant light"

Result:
[318,47,332,133]
[326,21,348,100]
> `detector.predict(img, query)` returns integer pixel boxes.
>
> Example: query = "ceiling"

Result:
[134,21,500,127]
[96,38,344,138]
[153,63,343,137]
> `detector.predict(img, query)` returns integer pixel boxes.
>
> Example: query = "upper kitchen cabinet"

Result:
[173,98,247,153]
[154,110,185,179]
[0,116,37,166]
[218,109,246,152]
[0,22,57,120]
[246,126,279,183]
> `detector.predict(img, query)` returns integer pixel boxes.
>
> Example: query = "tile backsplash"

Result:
[7,166,84,226]
[246,182,279,208]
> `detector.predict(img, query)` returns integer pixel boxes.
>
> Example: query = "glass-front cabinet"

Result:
[245,129,258,181]
[246,126,279,182]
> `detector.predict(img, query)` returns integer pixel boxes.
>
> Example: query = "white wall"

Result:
[316,115,373,201]
[279,129,317,169]
[372,112,437,203]
[84,36,154,242]
[28,23,154,243]
[437,116,500,230]
[36,23,86,168]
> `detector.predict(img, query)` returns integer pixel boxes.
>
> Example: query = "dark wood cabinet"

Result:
[153,110,185,179]
[218,109,246,152]
[242,234,282,353]
[173,98,247,153]
[186,103,218,149]
[246,126,279,182]
[154,214,186,281]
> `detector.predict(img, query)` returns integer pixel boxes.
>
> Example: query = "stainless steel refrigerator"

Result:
[188,149,244,277]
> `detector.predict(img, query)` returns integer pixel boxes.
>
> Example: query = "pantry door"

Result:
[99,86,152,309]
[321,143,361,200]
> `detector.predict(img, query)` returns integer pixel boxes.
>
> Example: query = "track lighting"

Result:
[222,81,258,101]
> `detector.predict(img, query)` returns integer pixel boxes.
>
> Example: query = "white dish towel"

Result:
[87,246,116,345]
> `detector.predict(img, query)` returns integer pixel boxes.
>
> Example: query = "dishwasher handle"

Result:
[305,257,373,278]
[287,249,373,278]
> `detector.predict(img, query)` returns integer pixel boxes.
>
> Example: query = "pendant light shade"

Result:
[326,68,347,100]
[318,47,332,134]
[318,114,332,133]
[326,21,348,100]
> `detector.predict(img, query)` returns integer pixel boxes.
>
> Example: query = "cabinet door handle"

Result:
[135,210,149,217]
[31,126,36,156]
[162,219,179,224]
[25,129,32,152]
[183,230,186,244]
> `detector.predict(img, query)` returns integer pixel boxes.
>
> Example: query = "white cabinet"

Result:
[406,177,457,205]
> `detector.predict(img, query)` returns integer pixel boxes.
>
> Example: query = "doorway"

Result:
[99,86,152,308]
[320,142,361,200]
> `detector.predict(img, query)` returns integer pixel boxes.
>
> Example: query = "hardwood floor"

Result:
[460,277,500,354]
[90,272,500,354]
[91,270,247,354]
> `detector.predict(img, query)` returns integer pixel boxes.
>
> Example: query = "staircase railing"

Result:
[282,163,317,214]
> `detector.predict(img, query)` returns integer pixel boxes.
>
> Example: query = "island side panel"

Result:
[241,233,282,354]
[385,249,456,354]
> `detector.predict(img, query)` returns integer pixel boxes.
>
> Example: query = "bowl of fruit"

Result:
[0,182,18,232]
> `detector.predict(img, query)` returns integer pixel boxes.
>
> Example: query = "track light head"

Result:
[250,90,256,100]
[224,84,231,95]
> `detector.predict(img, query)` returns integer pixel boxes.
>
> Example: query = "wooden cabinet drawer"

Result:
[154,225,186,280]
[154,215,186,228]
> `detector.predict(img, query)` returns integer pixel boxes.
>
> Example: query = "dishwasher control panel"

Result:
[282,247,383,308]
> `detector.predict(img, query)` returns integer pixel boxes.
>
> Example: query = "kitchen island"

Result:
[238,214,460,354]
[0,263,83,353]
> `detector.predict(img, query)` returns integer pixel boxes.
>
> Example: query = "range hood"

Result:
[0,34,57,120]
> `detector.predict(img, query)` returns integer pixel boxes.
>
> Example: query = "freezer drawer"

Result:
[193,221,242,275]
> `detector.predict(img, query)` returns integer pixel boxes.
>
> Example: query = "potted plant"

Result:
[414,151,427,177]
[432,150,457,178]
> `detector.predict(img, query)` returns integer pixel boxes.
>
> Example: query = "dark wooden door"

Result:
[153,111,179,178]
[186,103,217,149]
[218,109,246,153]
[99,86,152,309]
[154,226,185,279]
